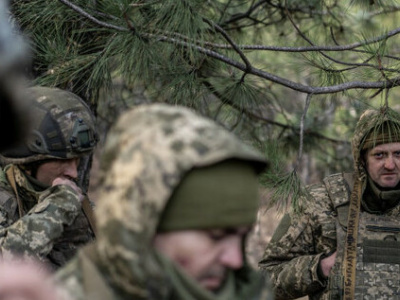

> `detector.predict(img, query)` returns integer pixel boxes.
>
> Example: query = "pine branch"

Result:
[57,0,127,31]
[202,18,252,81]
[284,2,399,76]
[53,0,400,96]
[201,79,348,145]
[29,0,400,56]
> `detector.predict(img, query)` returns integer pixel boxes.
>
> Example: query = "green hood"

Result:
[94,104,267,298]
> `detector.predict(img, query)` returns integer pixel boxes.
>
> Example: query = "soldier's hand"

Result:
[52,177,84,203]
[0,259,58,300]
[319,251,337,278]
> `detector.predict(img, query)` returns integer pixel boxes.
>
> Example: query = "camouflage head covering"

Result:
[351,107,400,177]
[1,86,99,164]
[94,104,267,298]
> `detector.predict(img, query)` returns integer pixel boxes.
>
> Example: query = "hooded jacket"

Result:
[55,104,272,300]
[259,108,400,300]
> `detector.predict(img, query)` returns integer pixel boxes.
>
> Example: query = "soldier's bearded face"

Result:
[153,226,250,292]
[365,142,400,188]
[34,158,80,186]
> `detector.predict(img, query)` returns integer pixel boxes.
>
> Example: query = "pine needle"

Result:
[262,169,307,214]
[257,140,308,214]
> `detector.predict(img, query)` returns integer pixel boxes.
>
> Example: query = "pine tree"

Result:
[11,0,400,211]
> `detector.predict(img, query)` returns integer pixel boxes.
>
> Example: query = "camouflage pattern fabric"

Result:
[331,200,400,300]
[259,178,339,300]
[0,165,93,269]
[1,86,98,165]
[260,108,400,300]
[55,104,272,300]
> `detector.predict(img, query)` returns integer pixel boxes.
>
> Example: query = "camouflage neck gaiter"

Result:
[157,159,259,232]
[362,176,400,213]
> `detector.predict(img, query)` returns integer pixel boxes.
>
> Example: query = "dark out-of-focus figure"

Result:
[0,0,30,152]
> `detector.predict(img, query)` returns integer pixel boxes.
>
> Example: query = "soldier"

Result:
[0,86,98,270]
[260,107,400,300]
[55,104,274,300]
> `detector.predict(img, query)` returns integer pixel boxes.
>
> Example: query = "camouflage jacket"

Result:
[259,173,348,300]
[260,171,400,300]
[56,104,273,300]
[260,108,400,300]
[0,165,94,270]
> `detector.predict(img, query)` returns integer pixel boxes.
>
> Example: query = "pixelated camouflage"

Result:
[260,107,400,300]
[56,104,271,300]
[0,85,97,269]
[1,86,98,165]
[259,178,339,300]
[0,164,93,269]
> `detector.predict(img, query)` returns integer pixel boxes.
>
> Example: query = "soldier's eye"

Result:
[208,230,225,241]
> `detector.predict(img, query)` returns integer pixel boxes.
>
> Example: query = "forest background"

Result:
[10,1,400,299]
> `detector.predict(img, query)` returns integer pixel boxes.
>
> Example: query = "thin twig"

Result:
[297,93,312,170]
[58,0,128,32]
[203,18,252,82]
[202,80,347,144]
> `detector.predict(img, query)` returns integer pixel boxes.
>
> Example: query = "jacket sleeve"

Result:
[0,184,81,261]
[259,184,337,299]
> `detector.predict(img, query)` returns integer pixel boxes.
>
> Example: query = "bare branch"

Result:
[203,18,252,81]
[201,80,348,145]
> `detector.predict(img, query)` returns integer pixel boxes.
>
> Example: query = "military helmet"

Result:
[1,86,99,164]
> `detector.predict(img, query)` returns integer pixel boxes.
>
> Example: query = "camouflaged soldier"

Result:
[260,107,400,300]
[0,86,98,270]
[55,104,274,300]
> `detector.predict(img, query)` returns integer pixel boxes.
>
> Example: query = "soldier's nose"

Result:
[63,158,80,179]
[219,236,243,270]
[384,157,395,170]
